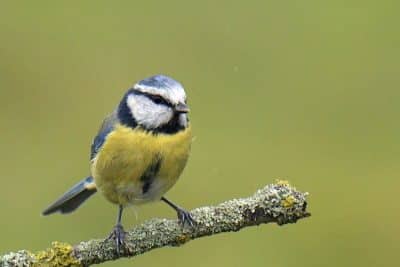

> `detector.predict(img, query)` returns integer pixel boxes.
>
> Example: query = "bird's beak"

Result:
[175,103,190,113]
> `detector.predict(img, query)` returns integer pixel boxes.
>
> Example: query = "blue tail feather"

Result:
[42,177,97,216]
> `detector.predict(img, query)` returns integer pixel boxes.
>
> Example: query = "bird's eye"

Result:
[149,95,165,105]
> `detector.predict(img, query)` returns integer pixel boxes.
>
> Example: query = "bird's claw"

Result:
[176,208,196,228]
[106,224,126,254]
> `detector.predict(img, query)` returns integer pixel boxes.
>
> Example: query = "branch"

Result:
[0,181,310,267]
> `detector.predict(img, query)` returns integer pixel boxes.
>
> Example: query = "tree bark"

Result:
[0,182,310,267]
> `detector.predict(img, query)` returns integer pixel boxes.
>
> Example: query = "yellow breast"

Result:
[91,124,192,206]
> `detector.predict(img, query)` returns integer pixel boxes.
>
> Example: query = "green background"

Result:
[0,1,398,266]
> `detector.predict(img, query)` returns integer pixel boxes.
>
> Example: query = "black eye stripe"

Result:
[148,94,168,105]
[133,91,172,107]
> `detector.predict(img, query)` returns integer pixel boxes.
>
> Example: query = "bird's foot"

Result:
[176,208,196,228]
[106,223,126,254]
[161,197,196,228]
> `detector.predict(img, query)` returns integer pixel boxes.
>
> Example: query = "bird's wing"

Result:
[90,109,119,160]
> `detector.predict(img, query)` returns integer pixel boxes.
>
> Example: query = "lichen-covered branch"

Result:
[0,182,310,267]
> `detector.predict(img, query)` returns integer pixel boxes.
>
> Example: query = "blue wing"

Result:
[90,110,119,160]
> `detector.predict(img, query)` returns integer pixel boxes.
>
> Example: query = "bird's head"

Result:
[118,75,190,134]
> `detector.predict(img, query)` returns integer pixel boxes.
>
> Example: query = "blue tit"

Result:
[42,74,194,252]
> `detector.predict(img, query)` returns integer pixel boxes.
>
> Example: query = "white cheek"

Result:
[148,105,173,128]
[127,95,173,129]
[178,114,188,128]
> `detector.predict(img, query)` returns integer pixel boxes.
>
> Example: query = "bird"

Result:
[42,74,195,253]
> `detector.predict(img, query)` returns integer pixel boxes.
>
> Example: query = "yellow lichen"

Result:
[33,241,81,267]
[275,179,290,186]
[175,234,191,245]
[281,195,295,208]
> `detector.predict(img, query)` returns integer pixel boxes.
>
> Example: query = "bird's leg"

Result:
[161,197,196,227]
[106,205,126,254]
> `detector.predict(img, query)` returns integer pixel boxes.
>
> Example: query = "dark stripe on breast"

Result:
[141,156,163,194]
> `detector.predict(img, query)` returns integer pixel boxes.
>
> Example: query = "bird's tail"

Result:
[42,176,97,216]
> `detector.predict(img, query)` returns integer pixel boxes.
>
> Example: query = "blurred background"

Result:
[0,1,399,266]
